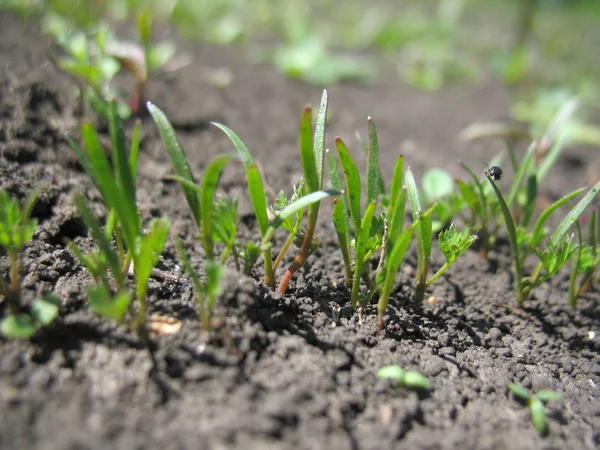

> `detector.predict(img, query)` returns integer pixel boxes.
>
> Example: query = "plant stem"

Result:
[7,250,21,314]
[273,233,295,271]
[279,214,316,294]
[426,262,451,288]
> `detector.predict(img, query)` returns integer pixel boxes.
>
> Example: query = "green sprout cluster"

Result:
[0,189,60,339]
[508,383,563,436]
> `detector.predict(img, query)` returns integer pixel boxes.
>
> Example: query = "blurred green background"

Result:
[2,0,599,142]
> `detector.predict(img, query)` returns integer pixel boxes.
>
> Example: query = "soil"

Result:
[1,11,599,450]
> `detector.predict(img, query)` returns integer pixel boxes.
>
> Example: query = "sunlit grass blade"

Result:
[352,201,376,308]
[387,156,405,247]
[313,90,328,188]
[147,102,200,224]
[74,194,125,288]
[405,168,432,309]
[528,187,585,250]
[328,150,352,285]
[356,130,385,195]
[299,106,319,194]
[366,117,380,204]
[550,180,600,246]
[335,137,361,234]
[265,190,340,239]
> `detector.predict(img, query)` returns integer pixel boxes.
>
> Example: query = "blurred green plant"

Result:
[508,382,562,436]
[0,189,61,339]
[378,364,432,390]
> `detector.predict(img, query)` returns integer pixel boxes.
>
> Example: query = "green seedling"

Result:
[175,240,224,331]
[148,98,337,291]
[568,210,600,307]
[421,168,461,232]
[0,189,61,339]
[329,118,385,310]
[45,11,173,117]
[68,101,170,337]
[485,161,600,305]
[278,90,331,294]
[405,168,477,309]
[507,383,562,436]
[377,364,431,390]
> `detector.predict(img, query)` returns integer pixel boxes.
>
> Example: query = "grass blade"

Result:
[129,120,141,181]
[328,150,352,284]
[335,137,361,235]
[147,102,200,224]
[405,168,432,308]
[299,106,319,194]
[352,201,376,308]
[506,141,535,208]
[387,156,405,247]
[200,155,232,259]
[74,194,125,288]
[366,117,380,204]
[550,180,600,246]
[313,90,328,188]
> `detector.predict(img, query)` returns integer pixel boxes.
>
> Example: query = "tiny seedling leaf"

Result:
[508,383,530,400]
[439,224,478,264]
[377,364,405,381]
[403,371,432,389]
[535,235,577,277]
[336,137,362,235]
[535,390,562,403]
[0,314,37,339]
[30,294,60,325]
[134,217,170,298]
[366,117,380,205]
[530,397,548,435]
[88,285,131,322]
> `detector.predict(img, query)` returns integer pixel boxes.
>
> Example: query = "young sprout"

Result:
[69,101,170,338]
[405,168,477,310]
[377,365,432,390]
[278,90,330,294]
[485,161,600,306]
[149,98,338,291]
[330,118,385,312]
[0,189,61,339]
[507,383,562,436]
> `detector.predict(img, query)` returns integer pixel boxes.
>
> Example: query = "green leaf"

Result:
[403,371,432,389]
[530,397,548,435]
[366,117,380,205]
[299,106,319,194]
[529,187,585,249]
[328,150,352,279]
[0,314,37,339]
[134,217,170,301]
[0,190,38,252]
[313,90,328,188]
[74,195,125,288]
[247,164,270,237]
[422,168,454,202]
[108,101,138,236]
[205,260,224,306]
[455,179,478,215]
[522,171,538,228]
[148,102,200,224]
[387,156,406,247]
[30,294,60,325]
[439,224,478,264]
[336,137,362,235]
[264,190,340,243]
[406,168,432,304]
[352,201,376,308]
[506,141,535,209]
[535,235,577,277]
[535,390,562,403]
[129,120,141,181]
[377,364,405,381]
[507,383,531,400]
[137,11,153,49]
[550,180,600,247]
[200,155,232,259]
[79,122,138,246]
[88,285,131,321]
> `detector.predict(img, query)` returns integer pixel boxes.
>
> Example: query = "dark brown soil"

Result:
[1,12,599,450]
